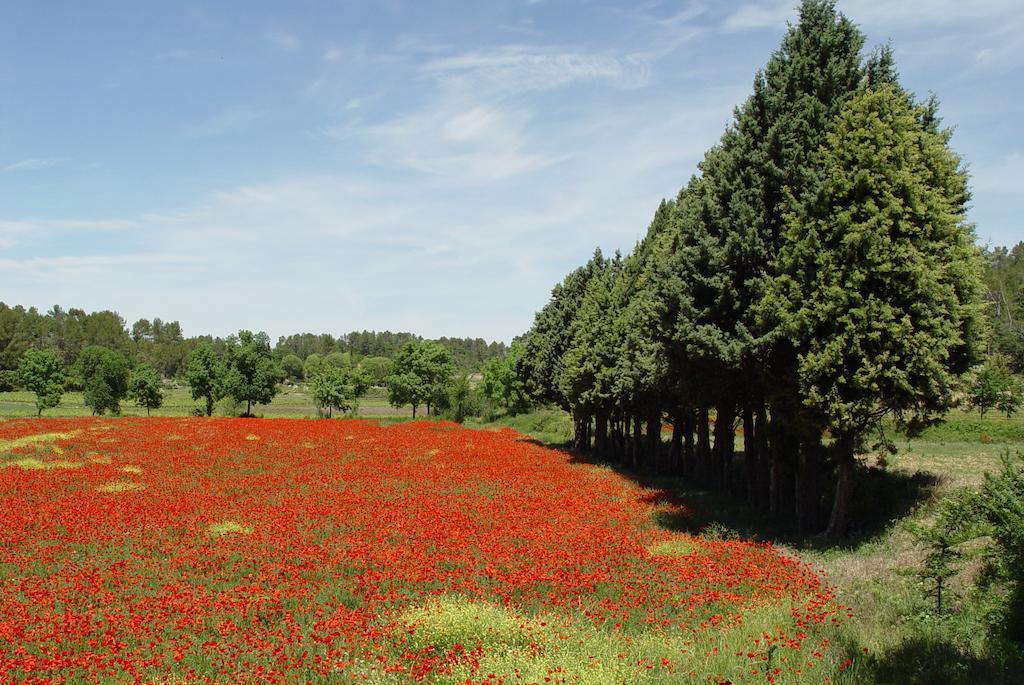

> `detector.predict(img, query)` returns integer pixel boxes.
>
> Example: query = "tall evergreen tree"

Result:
[770,84,985,537]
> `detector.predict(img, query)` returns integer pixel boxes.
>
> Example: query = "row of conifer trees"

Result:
[517,0,985,538]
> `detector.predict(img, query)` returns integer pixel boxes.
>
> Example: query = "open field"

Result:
[0,416,852,684]
[0,385,414,419]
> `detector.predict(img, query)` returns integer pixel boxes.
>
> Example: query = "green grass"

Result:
[463,409,574,446]
[0,384,414,419]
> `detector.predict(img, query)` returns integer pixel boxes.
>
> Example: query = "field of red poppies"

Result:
[0,418,853,684]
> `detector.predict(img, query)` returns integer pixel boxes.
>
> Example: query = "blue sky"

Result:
[1,1,1021,343]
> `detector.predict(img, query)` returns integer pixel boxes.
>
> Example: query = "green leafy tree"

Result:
[386,372,426,418]
[519,249,607,448]
[978,452,1024,640]
[221,330,282,417]
[360,356,393,385]
[310,366,356,418]
[906,490,985,615]
[303,353,326,380]
[770,84,985,537]
[997,376,1023,419]
[77,345,131,415]
[325,351,352,369]
[445,373,479,423]
[128,364,164,416]
[280,354,304,383]
[559,254,621,457]
[186,343,222,416]
[17,348,65,416]
[386,341,454,417]
[480,343,530,415]
[968,358,1018,418]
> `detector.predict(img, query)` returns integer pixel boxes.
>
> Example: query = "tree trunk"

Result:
[572,408,585,451]
[754,404,770,509]
[206,396,214,417]
[670,412,684,474]
[742,403,757,506]
[246,399,251,416]
[683,409,696,480]
[633,414,644,470]
[713,401,735,489]
[595,412,608,460]
[696,406,711,486]
[796,436,823,538]
[825,437,856,540]
[768,416,796,518]
[412,405,417,419]
[646,410,661,473]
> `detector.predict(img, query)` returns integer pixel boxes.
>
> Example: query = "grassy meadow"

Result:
[0,384,413,419]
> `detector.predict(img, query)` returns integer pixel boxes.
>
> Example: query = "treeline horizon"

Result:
[0,301,508,388]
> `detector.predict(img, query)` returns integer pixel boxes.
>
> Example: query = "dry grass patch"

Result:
[647,537,698,557]
[207,520,254,537]
[87,453,113,464]
[120,465,144,474]
[96,480,146,493]
[0,431,79,454]
[245,434,260,441]
[4,458,84,470]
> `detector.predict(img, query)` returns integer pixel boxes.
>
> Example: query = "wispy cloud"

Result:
[265,29,300,52]
[2,158,63,173]
[0,253,202,271]
[361,101,560,184]
[421,46,652,94]
[185,105,265,138]
[722,0,1023,33]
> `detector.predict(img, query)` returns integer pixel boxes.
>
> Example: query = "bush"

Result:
[977,452,1024,640]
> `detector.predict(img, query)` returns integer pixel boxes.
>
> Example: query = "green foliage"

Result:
[309,366,356,418]
[360,356,393,385]
[769,84,984,440]
[127,364,164,416]
[559,252,621,414]
[981,243,1024,372]
[280,354,304,382]
[220,330,282,417]
[906,490,986,615]
[977,452,1024,640]
[442,373,481,423]
[518,249,606,410]
[325,351,352,369]
[17,348,65,416]
[185,343,222,417]
[386,341,454,417]
[480,343,530,415]
[76,345,130,415]
[303,353,326,380]
[967,358,1021,418]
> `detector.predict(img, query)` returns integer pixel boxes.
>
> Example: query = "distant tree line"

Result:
[517,0,988,539]
[0,304,507,390]
[274,330,506,371]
